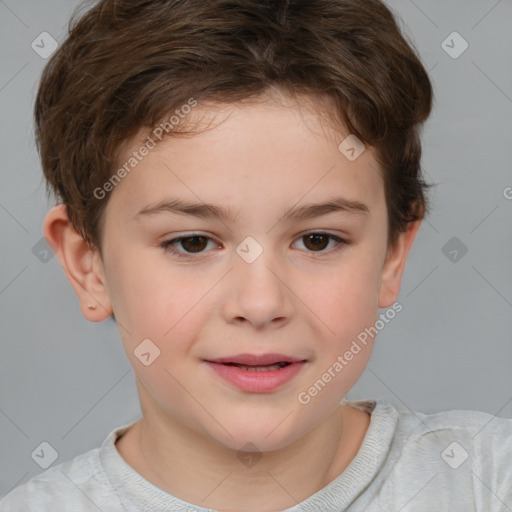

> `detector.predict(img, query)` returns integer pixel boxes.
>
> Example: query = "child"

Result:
[1,0,511,510]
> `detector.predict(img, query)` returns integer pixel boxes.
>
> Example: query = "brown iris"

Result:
[302,233,330,251]
[179,236,209,253]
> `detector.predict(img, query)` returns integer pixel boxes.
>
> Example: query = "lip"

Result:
[205,353,306,366]
[204,357,307,393]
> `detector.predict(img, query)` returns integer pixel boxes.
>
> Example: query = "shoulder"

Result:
[0,445,122,512]
[395,404,512,456]
[386,403,512,508]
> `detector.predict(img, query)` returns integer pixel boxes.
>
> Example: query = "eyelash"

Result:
[159,232,349,259]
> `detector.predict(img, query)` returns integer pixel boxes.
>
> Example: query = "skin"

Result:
[44,89,421,511]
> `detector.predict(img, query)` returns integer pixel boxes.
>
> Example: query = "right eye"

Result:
[160,234,220,258]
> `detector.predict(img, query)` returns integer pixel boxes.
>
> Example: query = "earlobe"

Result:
[378,220,422,308]
[43,204,113,322]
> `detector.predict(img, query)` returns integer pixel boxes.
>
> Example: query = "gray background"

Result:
[1,0,511,497]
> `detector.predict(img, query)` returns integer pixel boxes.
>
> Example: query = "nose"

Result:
[221,243,294,330]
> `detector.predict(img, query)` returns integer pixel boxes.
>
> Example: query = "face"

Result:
[50,92,418,453]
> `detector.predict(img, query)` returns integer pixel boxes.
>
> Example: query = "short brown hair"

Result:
[35,0,433,254]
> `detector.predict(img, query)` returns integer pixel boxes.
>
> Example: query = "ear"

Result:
[378,219,422,308]
[43,204,113,321]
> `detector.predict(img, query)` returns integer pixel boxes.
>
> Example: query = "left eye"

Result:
[293,232,345,252]
[160,232,348,258]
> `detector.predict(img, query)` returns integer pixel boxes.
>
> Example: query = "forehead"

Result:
[107,94,384,220]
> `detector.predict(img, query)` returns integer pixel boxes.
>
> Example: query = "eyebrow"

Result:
[132,196,370,223]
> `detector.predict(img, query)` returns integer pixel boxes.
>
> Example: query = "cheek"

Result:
[106,248,183,325]
[114,271,209,408]
[112,260,215,362]
[302,253,381,334]
[295,252,382,397]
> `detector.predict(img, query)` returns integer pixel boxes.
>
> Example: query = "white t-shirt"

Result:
[1,399,511,511]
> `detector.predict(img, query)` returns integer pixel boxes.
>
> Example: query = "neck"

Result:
[116,402,370,511]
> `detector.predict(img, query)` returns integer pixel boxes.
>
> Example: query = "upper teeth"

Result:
[232,363,288,371]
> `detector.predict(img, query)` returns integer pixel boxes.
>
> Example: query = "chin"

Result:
[207,414,307,454]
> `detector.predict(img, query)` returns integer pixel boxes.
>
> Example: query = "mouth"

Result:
[203,353,307,392]
[205,353,306,366]
[219,361,292,371]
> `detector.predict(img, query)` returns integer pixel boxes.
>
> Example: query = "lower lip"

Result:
[204,361,306,392]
